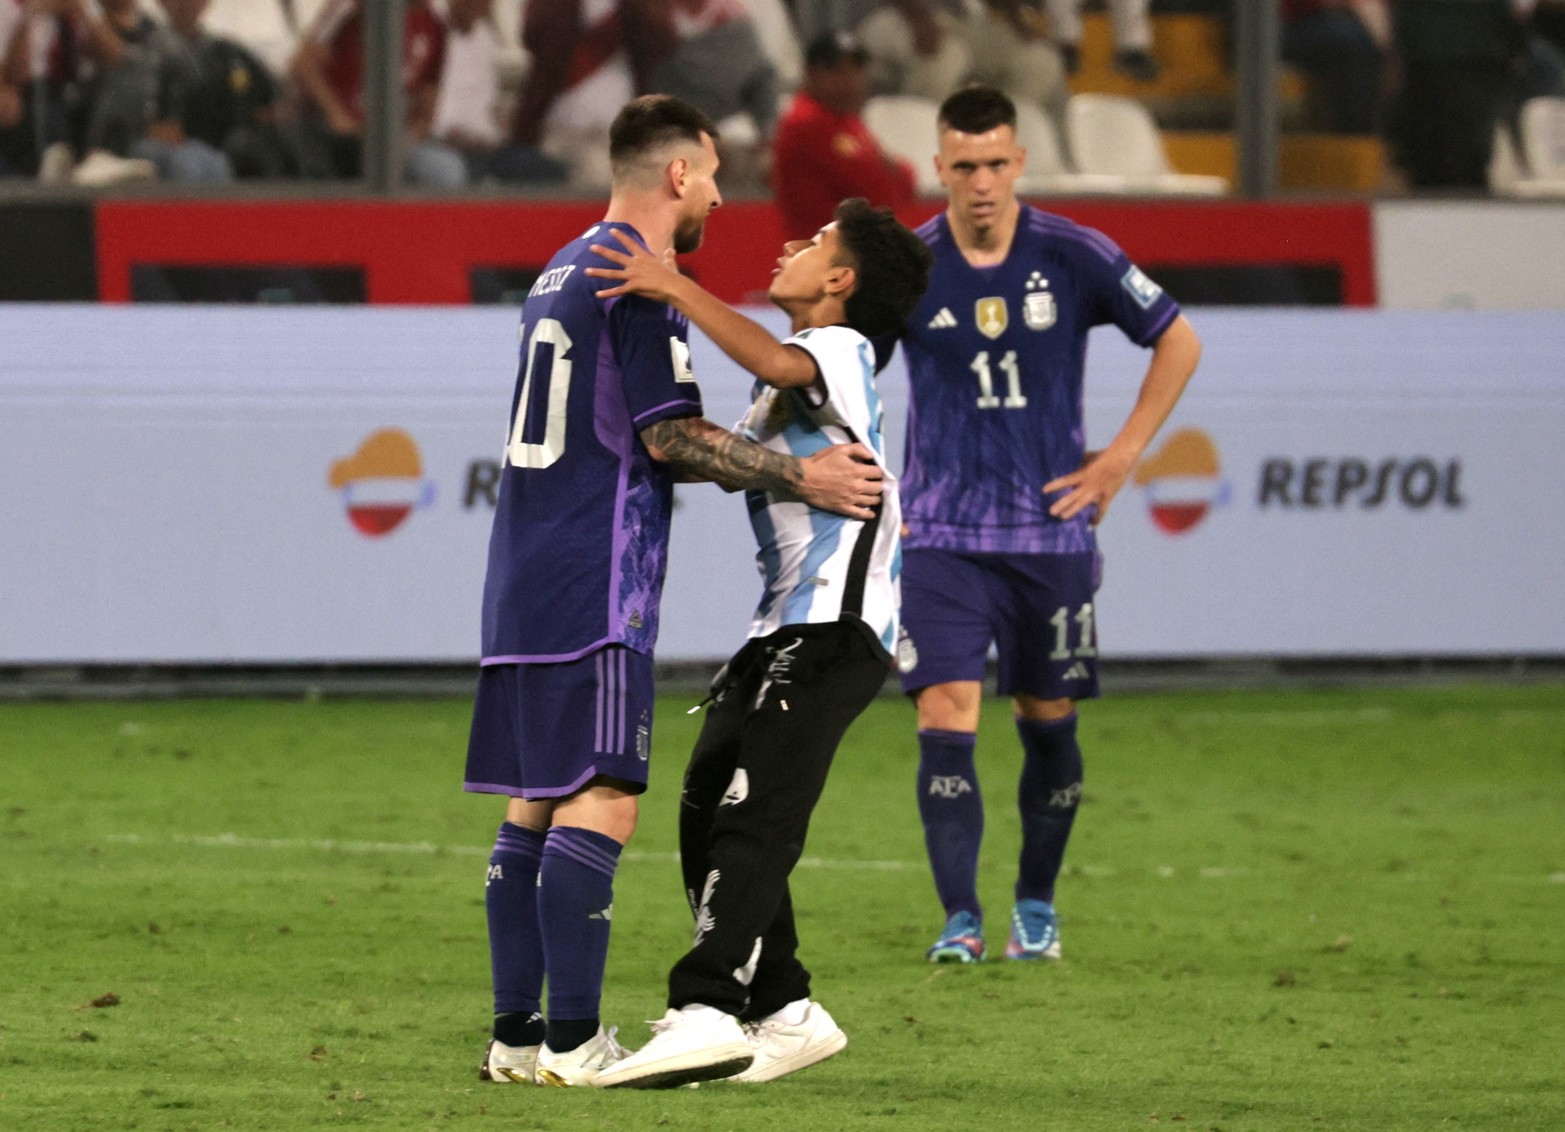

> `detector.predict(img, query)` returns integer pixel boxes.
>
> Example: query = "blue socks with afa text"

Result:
[916,728,984,919]
[1015,713,1084,904]
[487,822,547,1048]
[537,825,622,1053]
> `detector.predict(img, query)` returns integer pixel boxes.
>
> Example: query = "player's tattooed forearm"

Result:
[643,417,802,495]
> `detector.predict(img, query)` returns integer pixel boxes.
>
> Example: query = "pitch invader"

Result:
[582,199,931,1088]
[465,96,884,1089]
[890,85,1202,963]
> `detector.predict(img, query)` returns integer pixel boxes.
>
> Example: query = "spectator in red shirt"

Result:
[772,31,915,240]
[290,0,466,186]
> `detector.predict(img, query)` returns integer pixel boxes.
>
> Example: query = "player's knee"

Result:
[504,796,551,833]
[1015,695,1075,721]
[554,781,640,844]
[915,681,983,731]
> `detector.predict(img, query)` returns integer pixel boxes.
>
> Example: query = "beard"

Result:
[673,210,708,255]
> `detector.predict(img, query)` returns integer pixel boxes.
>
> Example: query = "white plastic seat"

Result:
[1518,96,1565,181]
[1013,100,1130,196]
[1489,121,1526,195]
[203,0,298,78]
[1064,93,1228,197]
[742,0,803,92]
[490,0,529,87]
[291,0,334,36]
[1490,108,1565,199]
[862,94,942,194]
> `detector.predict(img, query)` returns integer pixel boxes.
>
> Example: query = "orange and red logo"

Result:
[328,428,436,537]
[1132,427,1230,535]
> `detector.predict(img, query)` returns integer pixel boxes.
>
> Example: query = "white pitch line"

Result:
[1182,707,1395,726]
[100,833,1565,886]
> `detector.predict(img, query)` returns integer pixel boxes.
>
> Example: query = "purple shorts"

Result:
[897,547,1102,702]
[464,645,655,800]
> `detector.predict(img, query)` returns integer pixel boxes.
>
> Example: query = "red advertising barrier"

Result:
[93,198,1375,306]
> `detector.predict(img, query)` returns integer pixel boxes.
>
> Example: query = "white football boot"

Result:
[533,1026,628,1087]
[479,1038,539,1084]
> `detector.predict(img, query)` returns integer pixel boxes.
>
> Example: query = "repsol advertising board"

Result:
[0,307,1560,662]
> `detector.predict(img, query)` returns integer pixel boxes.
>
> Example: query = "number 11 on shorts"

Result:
[1048,603,1097,660]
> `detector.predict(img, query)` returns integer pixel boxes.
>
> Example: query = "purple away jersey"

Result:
[478,222,704,663]
[898,205,1180,554]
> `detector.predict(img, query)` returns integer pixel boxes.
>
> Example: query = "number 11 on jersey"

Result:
[971,350,1026,410]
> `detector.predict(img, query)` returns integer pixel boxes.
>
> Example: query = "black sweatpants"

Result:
[668,622,889,1020]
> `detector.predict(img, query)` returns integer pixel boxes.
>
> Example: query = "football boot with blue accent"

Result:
[926,910,986,963]
[1005,898,1062,961]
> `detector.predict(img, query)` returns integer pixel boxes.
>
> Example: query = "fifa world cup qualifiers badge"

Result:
[1024,271,1056,331]
[1120,265,1164,309]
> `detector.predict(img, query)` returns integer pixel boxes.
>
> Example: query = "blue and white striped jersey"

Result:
[737,325,901,661]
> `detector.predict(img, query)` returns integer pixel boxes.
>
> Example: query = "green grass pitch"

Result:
[3,683,1563,1130]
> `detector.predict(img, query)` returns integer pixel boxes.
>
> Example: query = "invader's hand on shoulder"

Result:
[587,228,685,305]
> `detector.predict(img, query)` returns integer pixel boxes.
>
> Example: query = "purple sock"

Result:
[916,728,983,920]
[487,822,546,1034]
[1015,714,1084,904]
[537,825,622,1051]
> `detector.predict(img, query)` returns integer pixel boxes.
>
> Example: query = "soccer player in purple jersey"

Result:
[465,95,886,1089]
[891,85,1202,963]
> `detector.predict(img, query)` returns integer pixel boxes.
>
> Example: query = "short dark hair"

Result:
[609,95,718,174]
[937,84,1016,135]
[804,30,869,70]
[832,198,934,339]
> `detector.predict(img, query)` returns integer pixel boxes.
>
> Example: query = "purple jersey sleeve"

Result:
[1074,227,1180,347]
[609,294,704,430]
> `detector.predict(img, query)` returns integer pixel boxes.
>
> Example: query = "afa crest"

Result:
[975,297,1008,339]
[1024,291,1056,330]
[1024,270,1056,330]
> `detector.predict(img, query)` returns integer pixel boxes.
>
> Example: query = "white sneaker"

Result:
[533,1026,627,1087]
[479,1038,539,1084]
[729,1000,847,1083]
[595,1005,754,1090]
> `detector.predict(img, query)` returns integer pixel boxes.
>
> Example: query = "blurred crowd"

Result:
[1,0,1563,192]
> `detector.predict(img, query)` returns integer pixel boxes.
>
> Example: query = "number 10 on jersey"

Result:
[506,318,573,470]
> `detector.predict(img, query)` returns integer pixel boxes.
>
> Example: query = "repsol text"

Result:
[1258,458,1466,510]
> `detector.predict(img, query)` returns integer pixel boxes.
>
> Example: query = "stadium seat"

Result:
[1489,121,1526,194]
[1519,97,1565,181]
[862,94,942,194]
[1490,102,1565,199]
[744,0,803,92]
[489,0,529,87]
[203,0,298,78]
[1064,93,1228,196]
[1012,100,1130,196]
[291,0,332,35]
